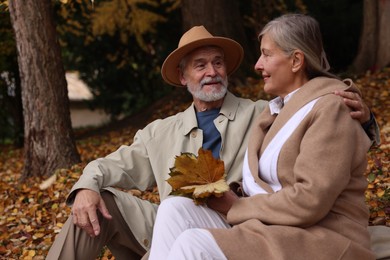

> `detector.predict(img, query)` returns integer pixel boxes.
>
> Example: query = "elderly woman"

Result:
[148,14,375,260]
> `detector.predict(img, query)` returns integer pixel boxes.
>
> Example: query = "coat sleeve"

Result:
[227,95,371,227]
[366,114,381,146]
[66,129,156,205]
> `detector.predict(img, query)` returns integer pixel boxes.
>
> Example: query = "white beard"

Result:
[187,76,228,102]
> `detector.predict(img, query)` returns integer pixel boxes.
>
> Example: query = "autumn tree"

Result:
[352,0,390,73]
[181,0,255,81]
[56,0,178,117]
[8,0,80,180]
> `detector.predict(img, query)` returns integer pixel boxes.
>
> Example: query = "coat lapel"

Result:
[261,77,357,153]
[216,92,242,173]
[247,105,275,193]
[249,77,359,193]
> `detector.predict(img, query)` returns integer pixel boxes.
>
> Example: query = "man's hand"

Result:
[72,189,113,237]
[207,190,239,215]
[334,90,370,124]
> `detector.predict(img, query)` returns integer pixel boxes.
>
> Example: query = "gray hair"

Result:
[259,13,337,79]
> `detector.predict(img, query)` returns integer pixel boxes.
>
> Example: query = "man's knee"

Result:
[100,191,117,211]
[100,191,148,257]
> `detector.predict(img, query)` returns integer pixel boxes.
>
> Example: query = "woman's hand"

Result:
[206,190,239,215]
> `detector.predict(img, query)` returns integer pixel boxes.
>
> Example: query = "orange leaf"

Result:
[167,148,229,204]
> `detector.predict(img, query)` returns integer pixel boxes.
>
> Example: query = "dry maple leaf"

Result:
[167,148,229,205]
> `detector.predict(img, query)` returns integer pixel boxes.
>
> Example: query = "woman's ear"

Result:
[291,50,304,73]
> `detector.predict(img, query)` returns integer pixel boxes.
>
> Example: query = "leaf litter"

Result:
[0,67,389,259]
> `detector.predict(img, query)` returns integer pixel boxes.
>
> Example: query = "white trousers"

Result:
[149,196,230,260]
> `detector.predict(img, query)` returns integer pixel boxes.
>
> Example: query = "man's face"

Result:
[180,47,228,102]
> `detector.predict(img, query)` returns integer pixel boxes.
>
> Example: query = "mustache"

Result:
[200,76,224,87]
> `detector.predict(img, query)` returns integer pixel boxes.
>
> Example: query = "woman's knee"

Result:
[169,229,226,259]
[158,196,194,215]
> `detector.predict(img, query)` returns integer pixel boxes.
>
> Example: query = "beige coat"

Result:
[210,78,376,259]
[66,91,267,249]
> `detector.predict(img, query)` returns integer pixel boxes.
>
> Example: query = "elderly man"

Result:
[47,26,376,259]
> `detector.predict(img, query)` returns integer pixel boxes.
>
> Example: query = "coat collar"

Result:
[262,77,358,150]
[246,77,359,192]
[181,91,240,135]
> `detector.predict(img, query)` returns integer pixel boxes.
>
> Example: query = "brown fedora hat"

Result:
[161,26,244,87]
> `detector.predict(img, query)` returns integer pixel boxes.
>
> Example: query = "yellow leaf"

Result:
[167,148,229,204]
[56,222,64,228]
[25,225,33,232]
[33,233,45,240]
[28,250,36,256]
[19,236,28,241]
[182,178,229,197]
[39,173,57,190]
[377,189,385,198]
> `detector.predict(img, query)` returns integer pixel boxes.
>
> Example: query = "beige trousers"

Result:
[46,192,146,260]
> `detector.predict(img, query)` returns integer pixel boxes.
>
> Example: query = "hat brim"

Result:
[161,37,244,87]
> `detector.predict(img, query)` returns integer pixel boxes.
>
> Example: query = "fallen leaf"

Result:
[39,173,57,190]
[32,233,45,240]
[167,148,229,204]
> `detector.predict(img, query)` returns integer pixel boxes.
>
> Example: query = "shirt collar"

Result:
[269,88,300,115]
[181,91,239,135]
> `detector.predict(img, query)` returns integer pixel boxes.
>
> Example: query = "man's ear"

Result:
[291,50,305,73]
[179,68,187,86]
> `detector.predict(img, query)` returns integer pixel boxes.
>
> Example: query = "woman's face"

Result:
[254,33,296,98]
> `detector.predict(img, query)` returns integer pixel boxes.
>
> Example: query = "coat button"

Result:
[191,132,197,138]
[143,239,149,247]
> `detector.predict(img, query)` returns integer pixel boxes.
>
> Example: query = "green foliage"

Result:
[91,0,166,49]
[55,0,181,117]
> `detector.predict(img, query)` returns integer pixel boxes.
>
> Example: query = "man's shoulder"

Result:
[237,96,269,114]
[225,92,268,111]
[144,111,184,130]
[136,108,189,140]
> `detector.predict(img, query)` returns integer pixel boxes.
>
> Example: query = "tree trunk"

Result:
[8,0,80,180]
[352,0,390,73]
[181,0,255,83]
[377,0,390,69]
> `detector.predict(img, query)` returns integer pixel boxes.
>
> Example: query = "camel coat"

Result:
[210,77,376,259]
[66,92,267,249]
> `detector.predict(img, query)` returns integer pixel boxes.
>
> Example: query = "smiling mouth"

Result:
[204,81,220,85]
[201,81,222,89]
[201,76,224,87]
